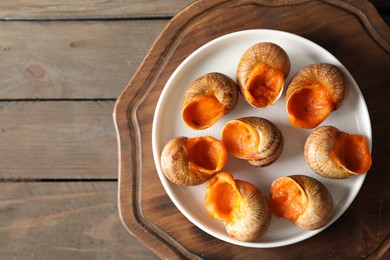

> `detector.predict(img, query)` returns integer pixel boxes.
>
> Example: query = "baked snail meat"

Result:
[205,172,271,241]
[304,125,372,179]
[160,136,227,185]
[237,42,290,108]
[221,117,284,167]
[181,72,238,130]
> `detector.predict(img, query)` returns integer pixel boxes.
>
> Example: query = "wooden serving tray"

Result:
[113,0,390,259]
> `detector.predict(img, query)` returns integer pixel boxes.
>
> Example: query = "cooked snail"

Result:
[304,126,372,179]
[286,63,349,129]
[270,175,333,230]
[237,42,290,108]
[221,116,283,167]
[160,136,227,185]
[181,72,238,130]
[205,172,271,241]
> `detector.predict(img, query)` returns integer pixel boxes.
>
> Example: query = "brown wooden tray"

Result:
[113,0,390,259]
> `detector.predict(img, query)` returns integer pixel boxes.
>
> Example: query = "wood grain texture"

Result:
[0,20,167,99]
[0,101,117,179]
[0,0,192,20]
[114,0,390,258]
[0,182,158,259]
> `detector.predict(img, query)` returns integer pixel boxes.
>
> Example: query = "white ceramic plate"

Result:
[152,29,371,248]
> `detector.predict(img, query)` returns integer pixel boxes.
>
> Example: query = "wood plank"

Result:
[0,182,158,259]
[0,0,192,20]
[0,20,167,99]
[0,101,117,179]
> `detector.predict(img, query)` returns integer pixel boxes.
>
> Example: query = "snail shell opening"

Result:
[237,42,290,108]
[205,172,271,242]
[160,136,227,185]
[270,175,334,230]
[286,63,349,129]
[182,72,238,130]
[304,126,372,179]
[221,116,284,167]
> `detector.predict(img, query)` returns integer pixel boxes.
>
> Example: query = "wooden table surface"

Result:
[0,0,389,259]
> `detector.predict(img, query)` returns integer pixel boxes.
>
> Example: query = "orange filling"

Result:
[204,172,245,223]
[182,95,225,129]
[221,120,260,159]
[245,63,284,108]
[184,136,227,174]
[270,177,308,222]
[332,132,372,174]
[287,84,334,129]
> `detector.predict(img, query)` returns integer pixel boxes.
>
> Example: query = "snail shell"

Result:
[237,42,290,108]
[160,136,227,185]
[270,175,334,230]
[221,116,284,167]
[205,172,271,242]
[286,63,349,129]
[304,126,372,179]
[182,72,238,130]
